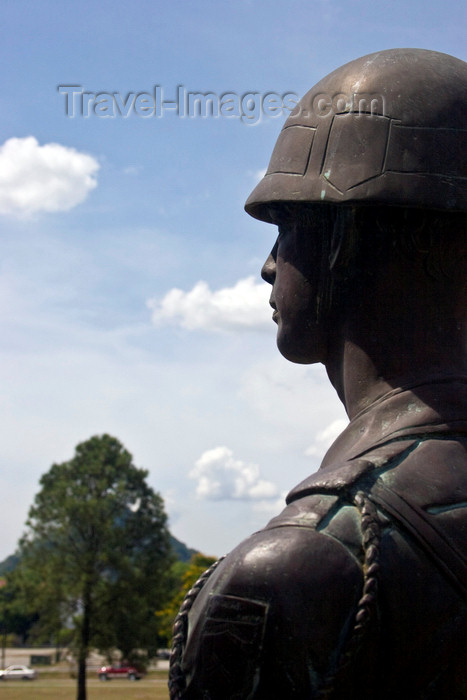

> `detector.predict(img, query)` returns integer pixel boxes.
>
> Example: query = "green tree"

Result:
[18,434,173,700]
[156,552,217,646]
[0,573,39,654]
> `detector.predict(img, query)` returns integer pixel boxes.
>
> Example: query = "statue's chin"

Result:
[276,324,326,366]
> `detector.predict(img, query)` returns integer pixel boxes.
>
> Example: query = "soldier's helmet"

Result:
[245,49,467,223]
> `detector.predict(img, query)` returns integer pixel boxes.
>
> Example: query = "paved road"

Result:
[0,678,168,686]
[0,647,169,672]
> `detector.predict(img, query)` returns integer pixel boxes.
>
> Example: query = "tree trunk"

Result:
[77,650,87,700]
[1,629,6,670]
[76,583,92,700]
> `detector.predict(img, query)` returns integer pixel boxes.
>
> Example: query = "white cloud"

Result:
[190,446,279,500]
[147,276,271,332]
[304,418,348,457]
[122,165,141,176]
[0,136,99,216]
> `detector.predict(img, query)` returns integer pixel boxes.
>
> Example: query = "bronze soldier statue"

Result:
[169,49,467,699]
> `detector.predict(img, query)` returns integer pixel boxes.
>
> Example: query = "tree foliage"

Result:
[18,434,173,700]
[156,552,217,646]
[0,574,38,666]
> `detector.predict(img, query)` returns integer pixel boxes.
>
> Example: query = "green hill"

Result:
[0,553,20,576]
[0,536,198,575]
[169,536,198,562]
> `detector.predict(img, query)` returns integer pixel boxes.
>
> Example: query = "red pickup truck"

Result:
[98,664,142,680]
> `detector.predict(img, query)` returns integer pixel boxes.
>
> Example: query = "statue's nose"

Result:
[261,252,276,285]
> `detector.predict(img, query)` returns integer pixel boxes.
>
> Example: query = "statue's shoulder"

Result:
[170,494,376,699]
[185,497,366,629]
[189,491,366,615]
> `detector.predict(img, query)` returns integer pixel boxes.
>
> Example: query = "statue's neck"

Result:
[325,317,467,420]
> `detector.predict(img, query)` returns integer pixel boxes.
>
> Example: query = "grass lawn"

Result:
[0,673,170,700]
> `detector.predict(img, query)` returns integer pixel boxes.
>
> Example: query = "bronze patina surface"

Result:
[245,48,467,219]
[169,49,467,699]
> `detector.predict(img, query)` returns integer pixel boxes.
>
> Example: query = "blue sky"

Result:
[0,0,465,559]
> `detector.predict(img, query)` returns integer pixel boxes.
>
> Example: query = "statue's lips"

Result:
[269,298,279,323]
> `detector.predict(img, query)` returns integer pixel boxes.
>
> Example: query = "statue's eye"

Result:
[268,205,294,227]
[278,224,293,242]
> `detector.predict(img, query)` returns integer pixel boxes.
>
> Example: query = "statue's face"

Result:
[261,219,328,364]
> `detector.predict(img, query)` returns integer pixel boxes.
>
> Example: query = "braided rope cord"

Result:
[317,491,382,699]
[168,555,226,700]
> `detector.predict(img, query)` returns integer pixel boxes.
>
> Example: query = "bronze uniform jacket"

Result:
[170,377,467,700]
